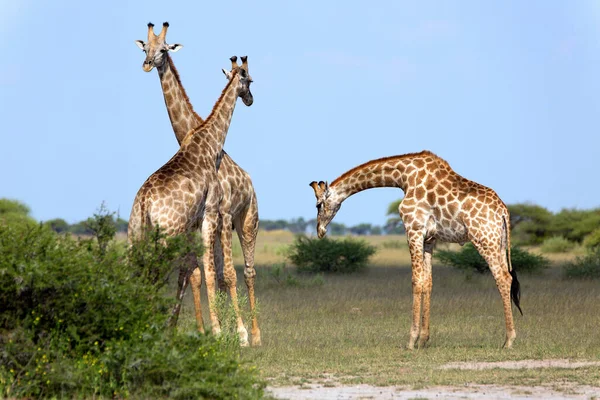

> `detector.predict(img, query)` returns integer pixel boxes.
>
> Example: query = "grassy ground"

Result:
[179,231,600,389]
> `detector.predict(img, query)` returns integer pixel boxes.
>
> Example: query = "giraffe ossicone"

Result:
[310,150,522,349]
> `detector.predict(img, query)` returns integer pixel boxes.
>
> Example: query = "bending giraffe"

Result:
[310,150,522,349]
[128,55,253,341]
[134,22,260,346]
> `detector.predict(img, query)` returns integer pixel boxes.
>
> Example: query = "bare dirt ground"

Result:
[268,359,600,399]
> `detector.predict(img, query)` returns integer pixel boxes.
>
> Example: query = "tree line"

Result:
[2,198,599,244]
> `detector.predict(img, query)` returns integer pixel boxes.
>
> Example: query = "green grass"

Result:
[180,232,600,389]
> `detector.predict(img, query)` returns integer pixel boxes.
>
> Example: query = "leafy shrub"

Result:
[583,228,600,250]
[435,243,548,275]
[0,198,36,228]
[540,236,576,253]
[0,215,264,398]
[563,247,600,279]
[287,235,376,273]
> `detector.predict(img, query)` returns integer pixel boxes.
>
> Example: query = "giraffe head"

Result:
[222,56,254,106]
[135,22,182,72]
[309,181,340,238]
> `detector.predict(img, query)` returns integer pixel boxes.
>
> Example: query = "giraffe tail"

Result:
[503,214,523,316]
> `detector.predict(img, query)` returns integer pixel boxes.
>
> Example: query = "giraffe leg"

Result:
[214,219,227,293]
[187,251,205,333]
[201,212,221,336]
[472,240,516,348]
[406,230,426,350]
[221,213,249,347]
[418,239,435,348]
[169,261,191,328]
[236,200,261,346]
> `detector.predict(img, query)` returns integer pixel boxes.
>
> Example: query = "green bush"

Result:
[0,216,264,398]
[540,236,576,253]
[435,243,548,275]
[583,228,600,250]
[287,235,376,273]
[563,247,600,279]
[0,198,36,229]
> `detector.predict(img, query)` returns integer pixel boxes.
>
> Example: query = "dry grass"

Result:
[178,231,600,389]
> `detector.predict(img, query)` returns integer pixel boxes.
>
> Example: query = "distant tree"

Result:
[68,221,94,235]
[507,203,553,245]
[371,226,383,235]
[329,222,347,236]
[45,218,70,233]
[385,198,405,234]
[288,217,308,234]
[549,208,600,243]
[115,217,129,233]
[260,219,289,231]
[349,223,372,235]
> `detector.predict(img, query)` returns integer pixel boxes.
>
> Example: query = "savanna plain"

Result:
[177,230,600,399]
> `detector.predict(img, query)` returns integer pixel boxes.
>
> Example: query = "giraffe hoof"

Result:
[251,331,262,347]
[417,337,430,349]
[238,328,249,347]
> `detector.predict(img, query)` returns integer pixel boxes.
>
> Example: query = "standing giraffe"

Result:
[128,55,253,340]
[134,22,260,346]
[310,150,522,349]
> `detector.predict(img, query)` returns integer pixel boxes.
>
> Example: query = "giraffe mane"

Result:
[184,68,240,141]
[166,55,203,125]
[330,150,449,186]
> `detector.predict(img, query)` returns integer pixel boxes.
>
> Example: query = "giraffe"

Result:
[134,22,260,346]
[128,54,254,341]
[309,150,522,349]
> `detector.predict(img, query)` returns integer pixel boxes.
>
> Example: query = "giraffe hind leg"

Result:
[471,239,517,348]
[236,203,261,346]
[418,239,435,348]
[221,213,249,347]
[406,230,426,350]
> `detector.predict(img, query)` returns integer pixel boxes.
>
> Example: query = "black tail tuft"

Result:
[510,268,523,316]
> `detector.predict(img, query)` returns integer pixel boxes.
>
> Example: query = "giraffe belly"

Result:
[434,224,469,244]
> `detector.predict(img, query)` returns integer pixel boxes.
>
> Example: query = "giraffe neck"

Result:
[329,155,415,203]
[157,55,203,145]
[184,71,240,160]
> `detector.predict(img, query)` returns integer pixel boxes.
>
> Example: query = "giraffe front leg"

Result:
[168,262,190,328]
[236,203,261,346]
[418,239,435,348]
[214,219,228,293]
[201,212,221,336]
[221,213,249,347]
[187,251,205,333]
[406,230,426,350]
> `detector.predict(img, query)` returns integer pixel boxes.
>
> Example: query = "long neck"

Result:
[186,72,240,160]
[157,55,204,145]
[329,156,413,203]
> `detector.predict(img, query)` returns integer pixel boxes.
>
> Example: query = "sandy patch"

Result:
[440,359,600,370]
[268,383,600,400]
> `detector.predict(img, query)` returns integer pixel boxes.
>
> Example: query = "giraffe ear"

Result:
[168,43,183,52]
[135,40,145,50]
[222,68,233,80]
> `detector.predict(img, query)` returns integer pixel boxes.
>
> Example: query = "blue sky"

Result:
[1,1,599,227]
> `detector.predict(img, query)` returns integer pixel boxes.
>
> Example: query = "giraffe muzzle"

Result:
[317,226,327,239]
[143,60,155,72]
[242,91,253,106]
